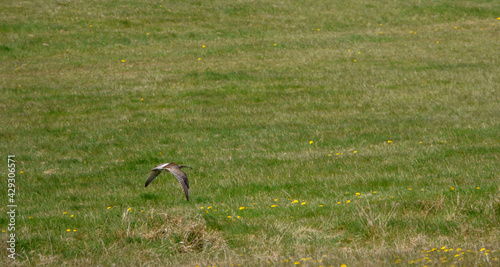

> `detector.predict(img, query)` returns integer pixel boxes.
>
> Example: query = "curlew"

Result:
[145,162,192,201]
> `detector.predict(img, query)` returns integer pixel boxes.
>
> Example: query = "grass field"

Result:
[1,0,499,265]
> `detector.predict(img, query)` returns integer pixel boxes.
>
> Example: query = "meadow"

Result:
[1,0,499,265]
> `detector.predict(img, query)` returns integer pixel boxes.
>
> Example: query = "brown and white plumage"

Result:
[145,162,191,201]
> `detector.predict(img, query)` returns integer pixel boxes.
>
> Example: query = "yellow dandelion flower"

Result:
[29,217,33,219]
[228,216,232,219]
[379,24,382,26]
[346,200,350,203]
[294,262,300,265]
[121,59,126,62]
[20,171,24,173]
[239,207,245,210]
[355,192,360,196]
[476,187,480,189]
[336,153,339,155]
[373,191,377,193]
[408,188,412,190]
[202,45,206,48]
[198,58,201,60]
[317,29,320,31]
[70,215,74,218]
[127,208,132,211]
[271,205,277,207]
[90,25,93,27]
[147,32,150,35]
[237,216,241,219]
[141,98,144,101]
[337,201,341,204]
[328,154,332,156]
[309,140,313,144]
[358,52,361,54]
[63,212,68,214]
[200,207,204,209]
[480,248,485,251]
[353,59,357,62]
[66,229,71,232]
[274,43,277,46]
[348,49,350,51]
[341,264,347,267]
[1,230,5,232]
[441,246,446,250]
[301,202,306,205]
[207,206,212,209]
[319,204,323,207]
[450,187,455,191]
[353,150,357,153]
[73,229,77,232]
[419,141,422,144]
[436,41,439,43]
[388,140,392,143]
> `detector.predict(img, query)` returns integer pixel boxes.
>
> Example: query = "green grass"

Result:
[1,0,499,265]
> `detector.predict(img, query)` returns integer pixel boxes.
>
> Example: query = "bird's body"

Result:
[145,162,191,201]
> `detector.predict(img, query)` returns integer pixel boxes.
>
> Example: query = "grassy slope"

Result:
[1,0,499,265]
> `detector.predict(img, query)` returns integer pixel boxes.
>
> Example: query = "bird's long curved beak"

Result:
[180,165,192,169]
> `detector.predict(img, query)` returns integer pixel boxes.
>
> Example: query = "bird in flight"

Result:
[145,162,192,201]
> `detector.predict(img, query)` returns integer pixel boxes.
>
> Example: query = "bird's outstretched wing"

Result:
[167,168,189,201]
[145,170,162,187]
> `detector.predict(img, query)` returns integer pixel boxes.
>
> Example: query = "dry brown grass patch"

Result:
[143,214,227,254]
